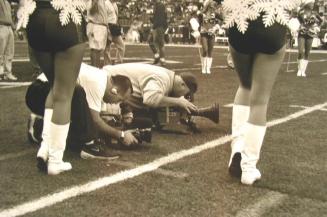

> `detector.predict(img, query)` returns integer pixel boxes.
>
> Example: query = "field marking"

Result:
[111,160,189,179]
[224,103,233,108]
[0,150,34,161]
[173,65,229,72]
[12,56,182,64]
[290,105,327,112]
[0,82,32,89]
[1,101,326,217]
[235,192,287,217]
[282,58,327,65]
[322,72,327,75]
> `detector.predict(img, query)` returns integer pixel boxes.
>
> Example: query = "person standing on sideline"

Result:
[197,0,223,74]
[16,0,88,175]
[223,0,302,185]
[296,0,322,77]
[86,0,110,68]
[150,0,168,66]
[104,0,125,65]
[0,0,17,81]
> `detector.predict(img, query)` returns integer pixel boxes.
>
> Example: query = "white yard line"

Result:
[290,105,327,111]
[235,192,287,217]
[111,160,189,179]
[1,101,327,217]
[0,82,32,89]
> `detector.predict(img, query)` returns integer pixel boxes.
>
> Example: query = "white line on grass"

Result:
[173,65,229,72]
[322,72,327,75]
[235,192,287,217]
[111,160,189,179]
[290,105,327,111]
[1,102,327,217]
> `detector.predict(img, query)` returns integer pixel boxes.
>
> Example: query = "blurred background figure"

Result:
[0,0,17,81]
[198,0,223,74]
[149,0,168,66]
[297,0,323,77]
[104,0,125,65]
[126,18,143,43]
[86,0,111,68]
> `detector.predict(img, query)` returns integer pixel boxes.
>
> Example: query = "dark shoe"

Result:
[153,57,160,65]
[228,152,242,178]
[37,157,48,173]
[80,141,120,160]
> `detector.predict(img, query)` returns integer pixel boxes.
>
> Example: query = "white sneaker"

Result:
[4,73,17,81]
[241,169,261,185]
[48,162,72,175]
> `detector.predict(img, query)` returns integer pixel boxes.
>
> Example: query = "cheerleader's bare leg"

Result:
[242,45,286,185]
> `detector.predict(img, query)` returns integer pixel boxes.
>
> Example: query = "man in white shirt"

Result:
[26,63,138,161]
[104,63,197,111]
[103,63,198,127]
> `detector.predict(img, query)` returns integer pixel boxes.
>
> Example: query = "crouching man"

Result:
[26,63,138,169]
[103,63,199,129]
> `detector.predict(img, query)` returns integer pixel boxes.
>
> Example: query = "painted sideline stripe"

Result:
[111,160,189,179]
[290,105,327,112]
[1,102,327,217]
[235,192,287,217]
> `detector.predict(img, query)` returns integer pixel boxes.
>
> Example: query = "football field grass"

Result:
[0,43,326,217]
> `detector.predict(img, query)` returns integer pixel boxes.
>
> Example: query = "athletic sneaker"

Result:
[80,141,120,160]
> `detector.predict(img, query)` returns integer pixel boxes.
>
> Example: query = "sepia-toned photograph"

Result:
[0,0,326,216]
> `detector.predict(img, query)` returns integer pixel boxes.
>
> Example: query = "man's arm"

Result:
[89,109,138,146]
[158,96,197,113]
[142,80,197,113]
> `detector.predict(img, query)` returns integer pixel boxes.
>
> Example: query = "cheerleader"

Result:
[224,0,301,185]
[16,0,87,175]
[191,0,223,74]
[297,0,322,77]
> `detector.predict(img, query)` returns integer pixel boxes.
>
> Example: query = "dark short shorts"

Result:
[200,32,215,39]
[108,23,122,37]
[26,2,87,52]
[153,27,165,47]
[228,18,287,55]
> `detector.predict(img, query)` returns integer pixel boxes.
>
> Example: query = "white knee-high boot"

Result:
[47,122,72,175]
[37,109,52,162]
[201,57,207,74]
[228,105,250,177]
[297,59,303,77]
[301,60,308,77]
[206,57,212,74]
[241,123,266,185]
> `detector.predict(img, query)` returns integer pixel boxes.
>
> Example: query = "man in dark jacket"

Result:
[149,0,168,65]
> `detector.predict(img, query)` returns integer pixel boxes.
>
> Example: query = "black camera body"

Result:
[129,128,152,143]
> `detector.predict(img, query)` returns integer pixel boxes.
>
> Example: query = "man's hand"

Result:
[121,130,138,146]
[177,96,197,113]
